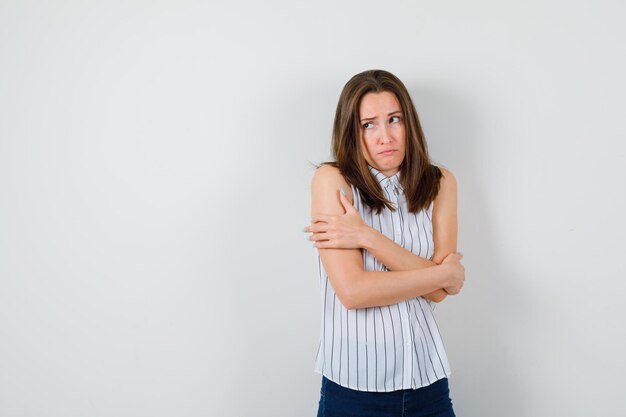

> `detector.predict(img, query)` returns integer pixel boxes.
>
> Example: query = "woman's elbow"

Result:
[333,276,365,310]
[335,287,362,310]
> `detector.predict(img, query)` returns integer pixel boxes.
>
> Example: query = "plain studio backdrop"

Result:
[1,1,625,416]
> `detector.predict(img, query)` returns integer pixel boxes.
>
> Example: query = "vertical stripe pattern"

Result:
[314,165,451,392]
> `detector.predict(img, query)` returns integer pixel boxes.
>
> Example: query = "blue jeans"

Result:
[316,377,456,417]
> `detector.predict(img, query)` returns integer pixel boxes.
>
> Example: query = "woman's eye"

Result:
[363,122,374,129]
[390,116,401,123]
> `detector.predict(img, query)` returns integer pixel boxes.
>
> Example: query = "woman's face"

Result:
[358,91,406,177]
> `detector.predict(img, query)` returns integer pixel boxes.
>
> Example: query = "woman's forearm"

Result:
[361,226,448,302]
[345,266,450,309]
[361,226,435,270]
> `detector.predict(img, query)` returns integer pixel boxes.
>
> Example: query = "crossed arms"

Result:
[305,165,464,309]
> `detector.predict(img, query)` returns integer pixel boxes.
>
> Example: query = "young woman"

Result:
[304,70,465,417]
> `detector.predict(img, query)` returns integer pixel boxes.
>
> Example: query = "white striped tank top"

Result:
[314,165,451,392]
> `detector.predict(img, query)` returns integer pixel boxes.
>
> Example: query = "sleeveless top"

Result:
[314,165,451,392]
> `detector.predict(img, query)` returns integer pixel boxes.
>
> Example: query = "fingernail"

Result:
[340,187,347,196]
[458,251,463,256]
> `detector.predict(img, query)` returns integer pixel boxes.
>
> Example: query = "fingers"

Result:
[304,223,330,234]
[444,283,463,296]
[444,287,458,295]
[338,188,357,213]
[311,213,333,223]
[441,252,461,264]
[304,215,332,233]
[312,239,332,249]
[312,240,325,249]
[308,232,330,242]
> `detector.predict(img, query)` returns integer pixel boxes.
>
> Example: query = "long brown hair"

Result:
[321,69,442,214]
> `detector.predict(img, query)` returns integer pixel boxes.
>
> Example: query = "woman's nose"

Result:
[379,125,391,143]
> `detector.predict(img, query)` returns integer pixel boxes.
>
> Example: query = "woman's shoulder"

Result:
[312,163,349,187]
[311,163,355,204]
[437,166,457,188]
[432,165,457,208]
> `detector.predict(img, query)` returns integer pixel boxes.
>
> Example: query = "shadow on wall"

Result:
[410,86,532,417]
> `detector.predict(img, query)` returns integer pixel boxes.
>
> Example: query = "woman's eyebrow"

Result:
[359,110,402,122]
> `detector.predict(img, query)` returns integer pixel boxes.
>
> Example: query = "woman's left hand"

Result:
[305,190,370,249]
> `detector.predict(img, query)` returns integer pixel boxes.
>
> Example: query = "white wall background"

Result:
[1,1,625,416]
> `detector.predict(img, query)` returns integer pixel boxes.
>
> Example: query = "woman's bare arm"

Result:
[311,165,463,309]
[308,166,459,303]
[359,228,447,302]
[429,167,459,299]
[361,167,458,302]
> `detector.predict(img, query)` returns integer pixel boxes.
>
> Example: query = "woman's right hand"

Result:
[305,188,370,250]
[440,252,465,295]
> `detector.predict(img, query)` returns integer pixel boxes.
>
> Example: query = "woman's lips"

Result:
[379,150,395,155]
